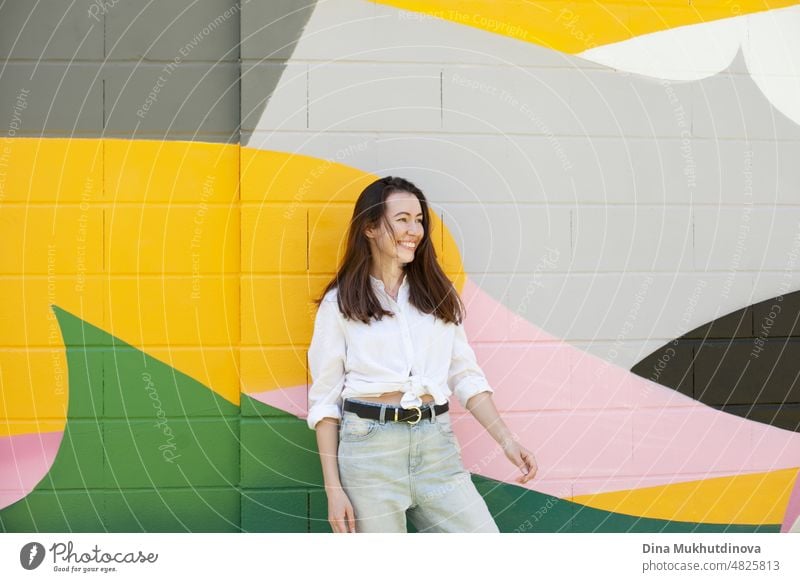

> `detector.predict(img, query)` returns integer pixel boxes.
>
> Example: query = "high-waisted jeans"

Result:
[337,399,499,533]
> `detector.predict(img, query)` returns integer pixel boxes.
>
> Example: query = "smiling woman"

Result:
[307,176,538,533]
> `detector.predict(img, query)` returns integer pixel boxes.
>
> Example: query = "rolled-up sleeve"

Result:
[307,298,347,430]
[447,322,494,407]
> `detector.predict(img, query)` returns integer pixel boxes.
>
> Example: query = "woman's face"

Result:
[365,191,424,267]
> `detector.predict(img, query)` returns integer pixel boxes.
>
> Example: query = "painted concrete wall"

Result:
[2,0,800,532]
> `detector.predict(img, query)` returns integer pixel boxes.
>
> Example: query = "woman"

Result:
[307,176,538,533]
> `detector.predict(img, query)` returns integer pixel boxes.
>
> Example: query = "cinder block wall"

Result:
[2,0,799,533]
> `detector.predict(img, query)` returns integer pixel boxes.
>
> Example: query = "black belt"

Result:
[343,399,448,424]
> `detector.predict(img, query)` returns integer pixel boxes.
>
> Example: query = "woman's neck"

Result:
[370,266,405,298]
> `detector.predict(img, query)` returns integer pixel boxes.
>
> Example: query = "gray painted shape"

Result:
[241,0,316,60]
[106,0,240,61]
[104,62,240,141]
[0,63,103,135]
[0,0,103,60]
[447,49,800,358]
[0,0,317,142]
[240,63,293,132]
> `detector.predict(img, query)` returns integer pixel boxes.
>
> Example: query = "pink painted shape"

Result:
[454,278,800,508]
[780,475,800,532]
[0,431,63,510]
[259,277,800,524]
[246,384,308,418]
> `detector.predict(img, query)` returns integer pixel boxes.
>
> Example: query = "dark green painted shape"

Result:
[241,490,308,532]
[632,290,800,432]
[103,347,239,418]
[0,491,105,533]
[102,489,241,532]
[473,475,778,533]
[240,416,323,488]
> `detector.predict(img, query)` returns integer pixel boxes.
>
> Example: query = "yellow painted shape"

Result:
[241,148,376,202]
[0,350,70,422]
[105,139,239,203]
[141,347,240,406]
[241,347,308,394]
[372,0,800,53]
[0,276,104,348]
[104,275,240,405]
[0,421,66,438]
[1,139,466,425]
[106,204,239,273]
[0,206,104,275]
[570,468,800,524]
[308,206,354,273]
[242,275,318,347]
[242,204,307,273]
[104,275,239,346]
[0,138,102,203]
[240,146,465,351]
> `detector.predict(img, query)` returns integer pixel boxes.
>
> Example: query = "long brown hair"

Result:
[314,176,466,325]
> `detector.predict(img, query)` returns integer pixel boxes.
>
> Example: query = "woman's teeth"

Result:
[399,241,416,249]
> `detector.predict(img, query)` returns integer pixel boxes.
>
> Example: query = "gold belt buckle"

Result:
[406,406,422,425]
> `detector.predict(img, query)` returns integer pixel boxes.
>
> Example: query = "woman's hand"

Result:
[327,486,357,533]
[501,439,538,484]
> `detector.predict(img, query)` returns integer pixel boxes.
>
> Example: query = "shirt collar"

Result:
[369,271,408,296]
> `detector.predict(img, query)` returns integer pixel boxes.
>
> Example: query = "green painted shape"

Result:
[0,491,105,533]
[240,392,297,418]
[308,489,331,533]
[104,418,240,488]
[240,415,323,488]
[102,489,241,532]
[62,349,104,418]
[0,306,243,532]
[0,306,782,533]
[35,420,104,490]
[241,490,309,532]
[104,347,238,417]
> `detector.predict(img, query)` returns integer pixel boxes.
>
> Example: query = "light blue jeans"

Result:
[337,399,499,533]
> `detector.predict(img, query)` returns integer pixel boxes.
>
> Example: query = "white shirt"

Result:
[306,272,494,430]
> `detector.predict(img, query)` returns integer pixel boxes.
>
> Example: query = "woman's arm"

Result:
[465,391,538,484]
[315,418,356,533]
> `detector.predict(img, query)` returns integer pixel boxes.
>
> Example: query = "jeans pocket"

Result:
[435,412,456,438]
[339,414,380,442]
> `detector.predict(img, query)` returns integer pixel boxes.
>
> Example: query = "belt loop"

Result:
[429,401,436,424]
[379,404,386,425]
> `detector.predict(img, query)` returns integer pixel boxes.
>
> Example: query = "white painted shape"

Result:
[246,63,307,133]
[579,17,745,81]
[578,5,800,126]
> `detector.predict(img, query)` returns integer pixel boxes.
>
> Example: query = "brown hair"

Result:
[314,176,466,325]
